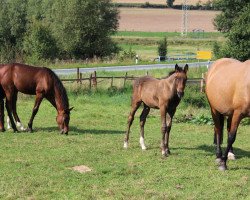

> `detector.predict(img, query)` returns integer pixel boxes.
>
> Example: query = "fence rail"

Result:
[61,70,205,92]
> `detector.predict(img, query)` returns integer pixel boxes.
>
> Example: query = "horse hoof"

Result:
[228,152,236,160]
[123,142,128,149]
[27,128,33,133]
[141,146,147,150]
[218,165,227,171]
[0,128,5,132]
[215,158,222,164]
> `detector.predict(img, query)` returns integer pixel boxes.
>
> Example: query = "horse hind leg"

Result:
[219,111,241,171]
[226,116,235,160]
[124,97,141,149]
[211,109,224,163]
[139,104,150,150]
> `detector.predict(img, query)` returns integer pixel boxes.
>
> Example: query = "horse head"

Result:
[174,64,188,99]
[56,107,73,135]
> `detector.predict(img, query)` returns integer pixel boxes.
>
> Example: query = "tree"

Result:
[158,37,168,61]
[166,0,175,8]
[48,0,119,59]
[213,0,250,61]
[214,0,249,33]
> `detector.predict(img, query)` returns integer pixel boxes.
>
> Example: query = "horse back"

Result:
[206,58,250,115]
[0,63,53,95]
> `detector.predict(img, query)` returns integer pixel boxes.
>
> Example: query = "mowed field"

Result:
[118,8,219,32]
[113,0,209,5]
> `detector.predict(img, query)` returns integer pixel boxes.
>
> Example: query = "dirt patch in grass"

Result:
[118,8,219,32]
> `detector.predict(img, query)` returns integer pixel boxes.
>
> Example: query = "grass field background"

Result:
[0,74,249,199]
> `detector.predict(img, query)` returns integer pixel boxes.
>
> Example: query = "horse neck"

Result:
[162,74,177,95]
[53,84,69,113]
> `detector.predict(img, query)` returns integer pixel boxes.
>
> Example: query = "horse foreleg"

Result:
[124,101,141,149]
[160,105,167,156]
[5,98,18,132]
[139,105,150,150]
[219,111,241,171]
[211,109,224,163]
[0,98,5,132]
[11,92,25,131]
[27,93,44,132]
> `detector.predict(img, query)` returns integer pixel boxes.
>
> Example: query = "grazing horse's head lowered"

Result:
[57,107,73,135]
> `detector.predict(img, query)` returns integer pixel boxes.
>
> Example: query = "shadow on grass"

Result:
[36,126,124,135]
[198,144,250,159]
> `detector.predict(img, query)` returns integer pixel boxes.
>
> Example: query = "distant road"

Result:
[53,61,212,75]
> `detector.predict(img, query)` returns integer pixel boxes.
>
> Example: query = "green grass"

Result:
[0,89,249,199]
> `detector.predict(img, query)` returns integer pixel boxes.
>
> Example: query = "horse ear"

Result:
[184,64,189,73]
[175,64,180,72]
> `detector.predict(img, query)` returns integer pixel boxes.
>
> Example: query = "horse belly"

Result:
[14,81,36,95]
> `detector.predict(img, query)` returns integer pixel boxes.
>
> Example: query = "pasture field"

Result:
[0,75,249,199]
[113,0,209,6]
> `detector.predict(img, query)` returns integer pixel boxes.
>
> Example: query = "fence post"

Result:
[80,73,82,84]
[111,76,114,87]
[77,67,80,83]
[123,72,128,88]
[200,73,205,93]
[89,74,92,89]
[92,71,97,89]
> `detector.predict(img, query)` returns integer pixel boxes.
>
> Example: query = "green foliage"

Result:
[119,47,136,61]
[23,20,58,63]
[182,85,209,108]
[0,0,119,63]
[166,0,175,7]
[213,0,250,61]
[157,37,168,57]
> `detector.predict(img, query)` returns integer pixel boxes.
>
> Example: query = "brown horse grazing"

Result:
[124,64,188,156]
[206,58,250,170]
[0,63,73,134]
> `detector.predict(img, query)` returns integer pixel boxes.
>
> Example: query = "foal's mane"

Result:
[44,67,69,110]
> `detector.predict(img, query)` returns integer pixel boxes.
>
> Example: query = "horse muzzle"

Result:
[177,91,184,99]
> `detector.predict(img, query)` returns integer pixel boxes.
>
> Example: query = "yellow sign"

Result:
[196,51,212,60]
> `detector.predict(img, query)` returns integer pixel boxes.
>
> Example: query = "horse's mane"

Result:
[44,67,69,110]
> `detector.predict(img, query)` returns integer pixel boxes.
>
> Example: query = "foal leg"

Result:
[211,108,224,163]
[27,93,44,132]
[160,105,167,156]
[124,100,141,148]
[139,104,150,150]
[164,111,175,155]
[219,111,241,171]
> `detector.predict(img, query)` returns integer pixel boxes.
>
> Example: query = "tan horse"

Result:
[124,64,188,156]
[206,58,250,170]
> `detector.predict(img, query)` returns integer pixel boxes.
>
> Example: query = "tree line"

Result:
[0,0,119,64]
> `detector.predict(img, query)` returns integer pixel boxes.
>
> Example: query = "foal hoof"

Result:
[215,158,222,164]
[123,141,128,149]
[228,152,236,160]
[27,127,33,133]
[218,165,227,171]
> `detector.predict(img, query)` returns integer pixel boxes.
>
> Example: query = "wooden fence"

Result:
[61,70,205,92]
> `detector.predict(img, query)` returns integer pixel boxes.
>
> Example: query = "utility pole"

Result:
[181,0,188,36]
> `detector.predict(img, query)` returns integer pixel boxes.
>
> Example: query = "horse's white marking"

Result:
[140,137,146,150]
[124,141,128,149]
[228,152,236,160]
[16,122,25,131]
[7,116,11,129]
[162,150,166,155]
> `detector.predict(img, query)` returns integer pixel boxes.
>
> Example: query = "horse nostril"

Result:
[177,92,184,98]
